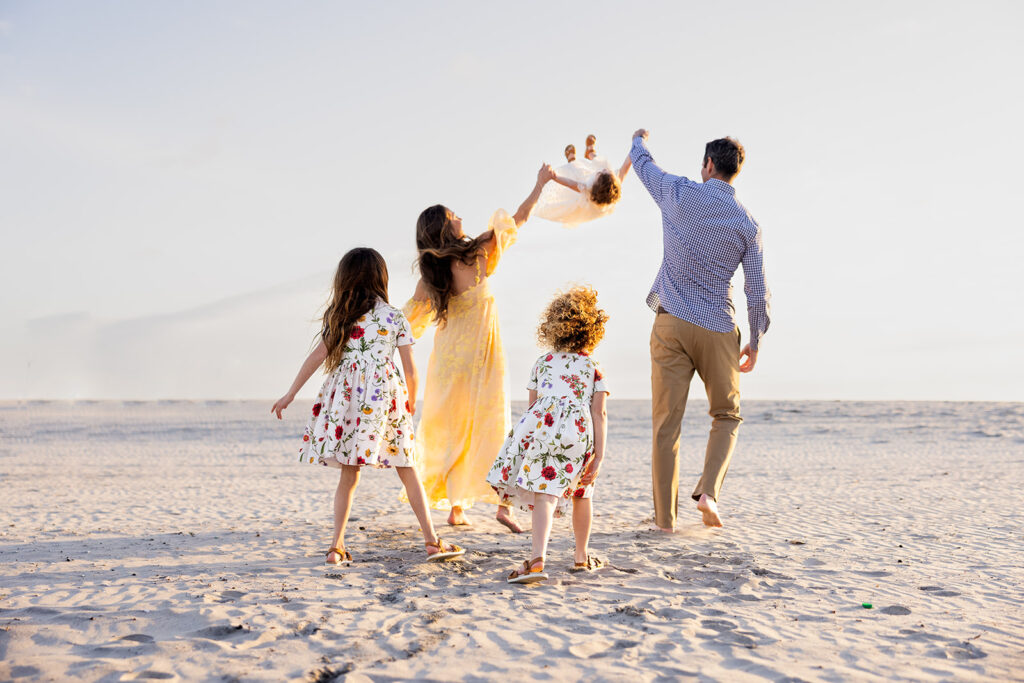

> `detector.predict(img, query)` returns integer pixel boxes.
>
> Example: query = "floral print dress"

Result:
[298,300,416,469]
[486,352,609,516]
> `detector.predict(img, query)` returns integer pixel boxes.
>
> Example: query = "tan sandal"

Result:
[570,554,605,572]
[507,557,547,584]
[325,546,352,566]
[425,537,466,562]
[585,134,597,160]
[564,144,576,162]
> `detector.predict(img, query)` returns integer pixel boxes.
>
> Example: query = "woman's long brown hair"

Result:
[415,204,491,326]
[321,248,389,372]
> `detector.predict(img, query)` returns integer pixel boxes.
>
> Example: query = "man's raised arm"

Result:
[630,129,678,206]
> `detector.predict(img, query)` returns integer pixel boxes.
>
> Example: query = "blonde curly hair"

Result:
[537,286,608,354]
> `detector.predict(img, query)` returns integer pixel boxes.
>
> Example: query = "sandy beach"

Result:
[1,399,1022,681]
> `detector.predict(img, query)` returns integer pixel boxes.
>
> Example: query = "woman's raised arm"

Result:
[512,163,555,227]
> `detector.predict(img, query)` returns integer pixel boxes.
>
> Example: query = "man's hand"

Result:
[633,128,649,140]
[739,344,758,373]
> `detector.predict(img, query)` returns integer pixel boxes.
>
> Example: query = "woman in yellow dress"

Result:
[404,163,555,531]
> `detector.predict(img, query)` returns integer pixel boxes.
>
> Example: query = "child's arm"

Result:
[512,163,556,226]
[551,174,583,193]
[580,391,608,485]
[398,345,418,415]
[528,389,538,405]
[617,152,632,181]
[271,340,328,419]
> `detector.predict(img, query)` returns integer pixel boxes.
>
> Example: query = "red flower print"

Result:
[544,413,554,427]
[501,466,509,481]
[334,425,343,439]
[390,398,397,413]
[541,465,557,481]
[405,400,411,412]
[330,389,336,400]
[565,463,573,473]
[545,354,553,361]
[573,487,586,498]
[575,417,586,433]
[312,403,322,417]
[350,326,365,340]
[357,456,366,465]
[594,369,603,381]
[302,434,310,442]
[356,417,361,426]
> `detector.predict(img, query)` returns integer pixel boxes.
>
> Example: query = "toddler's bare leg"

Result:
[531,493,559,562]
[571,497,592,564]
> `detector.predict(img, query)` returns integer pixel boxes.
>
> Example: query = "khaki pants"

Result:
[650,311,742,529]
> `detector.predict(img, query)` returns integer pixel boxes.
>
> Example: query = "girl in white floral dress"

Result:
[272,248,465,566]
[486,286,610,584]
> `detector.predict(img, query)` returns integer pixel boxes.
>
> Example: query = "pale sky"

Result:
[2,1,1022,401]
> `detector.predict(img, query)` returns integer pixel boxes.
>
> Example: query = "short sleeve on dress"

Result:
[527,358,541,391]
[484,209,518,277]
[593,360,610,395]
[402,298,435,339]
[394,309,415,347]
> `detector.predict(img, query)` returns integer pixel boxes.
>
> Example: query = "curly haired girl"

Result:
[486,286,611,583]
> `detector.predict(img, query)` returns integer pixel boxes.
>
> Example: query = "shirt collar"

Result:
[704,178,736,196]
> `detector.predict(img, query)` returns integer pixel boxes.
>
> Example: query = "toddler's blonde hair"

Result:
[537,286,608,354]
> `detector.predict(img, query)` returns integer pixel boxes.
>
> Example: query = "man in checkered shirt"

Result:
[630,129,770,531]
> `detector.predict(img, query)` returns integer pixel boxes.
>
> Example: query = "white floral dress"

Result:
[486,352,609,516]
[298,300,416,469]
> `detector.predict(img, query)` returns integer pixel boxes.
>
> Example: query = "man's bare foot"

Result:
[655,525,675,533]
[697,494,723,527]
[447,506,472,526]
[495,506,524,533]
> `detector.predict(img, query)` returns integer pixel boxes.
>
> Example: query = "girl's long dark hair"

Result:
[321,248,389,372]
[415,205,491,326]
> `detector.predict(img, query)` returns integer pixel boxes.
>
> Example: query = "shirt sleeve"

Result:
[527,359,540,391]
[592,360,610,395]
[484,208,518,277]
[394,308,415,347]
[630,137,684,207]
[741,222,771,352]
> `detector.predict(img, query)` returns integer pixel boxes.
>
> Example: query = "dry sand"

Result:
[1,399,1022,681]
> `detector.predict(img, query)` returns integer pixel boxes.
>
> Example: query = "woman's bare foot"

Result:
[564,144,576,162]
[447,506,472,526]
[585,134,597,160]
[495,505,524,533]
[697,494,723,527]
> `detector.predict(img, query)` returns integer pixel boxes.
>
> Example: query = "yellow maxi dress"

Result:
[403,209,516,510]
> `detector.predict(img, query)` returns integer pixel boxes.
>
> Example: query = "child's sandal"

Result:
[425,537,466,562]
[564,144,576,162]
[585,134,597,160]
[570,554,605,572]
[325,546,352,566]
[507,557,547,584]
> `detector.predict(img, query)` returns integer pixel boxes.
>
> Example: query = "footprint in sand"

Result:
[191,625,250,639]
[919,585,961,597]
[880,605,912,615]
[119,634,156,643]
[700,618,737,632]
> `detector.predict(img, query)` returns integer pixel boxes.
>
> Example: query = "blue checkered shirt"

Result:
[631,137,771,351]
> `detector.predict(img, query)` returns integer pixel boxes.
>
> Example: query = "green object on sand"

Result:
[862,602,873,609]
